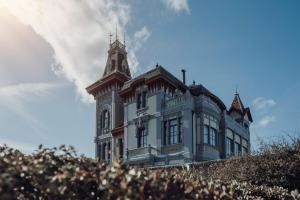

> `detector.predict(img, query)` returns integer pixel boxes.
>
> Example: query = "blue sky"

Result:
[0,0,299,157]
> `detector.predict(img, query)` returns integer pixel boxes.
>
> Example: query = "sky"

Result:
[0,0,299,157]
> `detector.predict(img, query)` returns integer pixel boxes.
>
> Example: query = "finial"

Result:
[115,24,118,40]
[124,32,126,48]
[109,32,112,45]
[193,80,195,85]
[235,85,239,95]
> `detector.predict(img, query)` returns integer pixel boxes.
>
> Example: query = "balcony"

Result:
[163,95,187,110]
[161,143,184,154]
[126,145,159,161]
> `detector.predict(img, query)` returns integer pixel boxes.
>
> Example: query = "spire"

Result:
[102,33,131,78]
[230,92,244,112]
[109,32,112,46]
[229,91,253,123]
[115,24,118,41]
[123,32,126,49]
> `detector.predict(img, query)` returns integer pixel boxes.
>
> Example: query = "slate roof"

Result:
[189,84,226,111]
[120,65,187,93]
[229,93,253,122]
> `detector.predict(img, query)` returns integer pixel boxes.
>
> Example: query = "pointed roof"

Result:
[86,39,131,96]
[102,39,131,78]
[230,93,244,112]
[229,92,253,122]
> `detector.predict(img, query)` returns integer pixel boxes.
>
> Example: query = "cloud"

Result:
[161,0,190,13]
[1,1,150,103]
[253,97,276,114]
[128,26,151,74]
[257,115,276,128]
[0,82,63,138]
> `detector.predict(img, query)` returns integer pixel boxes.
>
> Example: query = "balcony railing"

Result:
[126,145,160,160]
[163,95,186,109]
[161,143,184,154]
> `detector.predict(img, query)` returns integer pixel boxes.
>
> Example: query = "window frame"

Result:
[136,90,147,110]
[163,117,182,146]
[169,119,178,145]
[210,127,217,146]
[203,125,209,144]
[137,127,147,148]
[226,137,233,157]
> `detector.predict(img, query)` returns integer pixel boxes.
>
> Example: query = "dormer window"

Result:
[137,91,147,110]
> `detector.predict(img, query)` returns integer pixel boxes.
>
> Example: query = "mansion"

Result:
[86,39,253,166]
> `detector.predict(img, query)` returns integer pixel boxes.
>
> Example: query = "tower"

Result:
[228,92,253,130]
[86,38,131,163]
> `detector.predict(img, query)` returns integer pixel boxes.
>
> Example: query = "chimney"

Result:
[181,69,186,85]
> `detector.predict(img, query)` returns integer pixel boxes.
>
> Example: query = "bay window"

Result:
[203,125,209,144]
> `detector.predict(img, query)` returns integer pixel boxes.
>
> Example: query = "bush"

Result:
[184,138,300,191]
[0,141,300,200]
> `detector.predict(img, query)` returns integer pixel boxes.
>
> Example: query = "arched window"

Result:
[101,110,110,130]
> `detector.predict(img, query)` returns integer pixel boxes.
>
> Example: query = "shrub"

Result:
[0,140,299,199]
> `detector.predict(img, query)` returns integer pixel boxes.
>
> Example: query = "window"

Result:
[137,93,142,109]
[210,128,217,146]
[137,91,147,109]
[203,125,209,144]
[163,121,168,145]
[137,127,147,148]
[196,116,201,144]
[226,137,233,157]
[102,143,106,160]
[107,142,111,161]
[103,110,110,129]
[169,119,178,144]
[178,117,182,143]
[98,144,102,160]
[163,117,182,145]
[100,110,110,132]
[142,91,147,108]
[242,146,247,155]
[234,142,240,156]
[118,138,123,159]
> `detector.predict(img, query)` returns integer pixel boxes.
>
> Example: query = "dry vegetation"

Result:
[0,139,300,200]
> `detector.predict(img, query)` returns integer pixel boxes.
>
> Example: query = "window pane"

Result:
[178,117,182,143]
[137,94,141,109]
[142,91,147,108]
[204,125,209,144]
[169,119,178,144]
[226,137,232,157]
[163,121,167,145]
[234,142,240,156]
[137,127,147,148]
[210,128,217,146]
